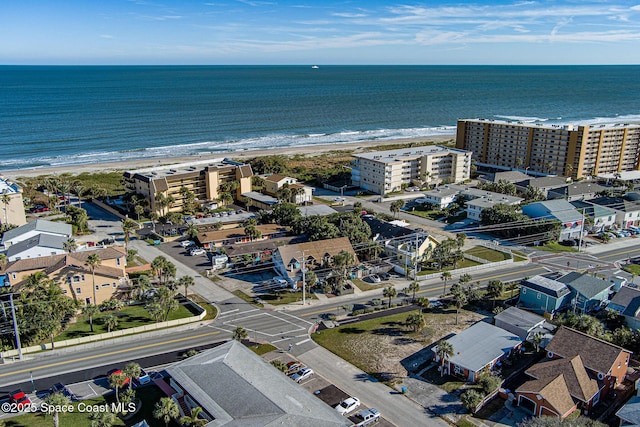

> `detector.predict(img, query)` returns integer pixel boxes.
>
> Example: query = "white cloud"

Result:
[100,34,114,39]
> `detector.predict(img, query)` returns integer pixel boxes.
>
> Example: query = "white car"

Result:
[180,240,195,248]
[291,367,313,383]
[336,397,361,415]
[190,248,206,256]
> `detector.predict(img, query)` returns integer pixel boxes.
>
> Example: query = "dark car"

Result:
[378,272,391,281]
[51,383,76,400]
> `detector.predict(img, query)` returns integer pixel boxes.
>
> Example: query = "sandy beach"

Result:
[1,135,455,180]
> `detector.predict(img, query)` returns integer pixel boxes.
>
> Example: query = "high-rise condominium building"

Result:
[456,119,640,179]
[350,145,472,195]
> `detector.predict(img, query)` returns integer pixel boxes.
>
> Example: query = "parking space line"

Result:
[278,310,315,325]
[218,308,239,317]
[296,338,311,345]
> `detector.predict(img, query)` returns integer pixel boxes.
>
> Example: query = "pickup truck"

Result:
[351,408,380,426]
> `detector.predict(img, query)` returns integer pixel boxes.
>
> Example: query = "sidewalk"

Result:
[583,236,640,255]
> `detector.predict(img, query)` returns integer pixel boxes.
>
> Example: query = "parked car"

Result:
[8,390,31,409]
[273,277,289,287]
[285,362,304,376]
[368,274,381,283]
[180,240,195,248]
[51,383,76,400]
[291,367,313,383]
[352,408,380,426]
[190,248,206,256]
[560,239,578,247]
[378,272,391,281]
[336,397,361,415]
[135,368,151,385]
[30,205,50,213]
[429,300,443,308]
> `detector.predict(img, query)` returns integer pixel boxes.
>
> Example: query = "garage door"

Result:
[519,395,536,414]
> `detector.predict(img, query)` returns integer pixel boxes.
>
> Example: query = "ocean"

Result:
[1,65,640,171]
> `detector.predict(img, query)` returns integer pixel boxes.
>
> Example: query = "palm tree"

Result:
[452,289,467,325]
[149,212,159,231]
[0,253,7,270]
[1,193,10,227]
[154,397,179,427]
[441,271,452,296]
[146,302,164,323]
[405,311,425,332]
[134,204,145,221]
[63,238,77,253]
[408,281,420,302]
[123,362,142,386]
[121,218,138,252]
[382,286,397,309]
[104,314,118,333]
[180,406,207,427]
[185,223,199,240]
[233,326,248,341]
[177,275,195,298]
[390,200,404,218]
[44,392,71,427]
[532,332,543,353]
[72,182,86,209]
[85,253,102,305]
[90,410,117,427]
[436,339,454,377]
[82,304,99,332]
[487,280,505,308]
[108,370,129,404]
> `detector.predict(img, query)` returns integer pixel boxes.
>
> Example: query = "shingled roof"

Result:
[517,375,576,417]
[276,237,357,268]
[525,356,599,403]
[4,246,126,274]
[545,327,631,375]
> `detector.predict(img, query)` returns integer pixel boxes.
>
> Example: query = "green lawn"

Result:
[351,278,384,291]
[539,241,578,253]
[465,246,511,262]
[623,264,640,276]
[5,396,126,427]
[232,290,264,307]
[258,290,317,305]
[417,259,481,275]
[420,364,470,393]
[249,343,278,355]
[512,250,528,262]
[56,303,195,341]
[188,294,219,320]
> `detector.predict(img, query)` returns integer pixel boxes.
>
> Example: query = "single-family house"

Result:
[478,170,531,185]
[522,200,584,242]
[241,191,279,211]
[434,321,523,383]
[493,307,556,348]
[263,174,313,205]
[519,275,572,315]
[608,286,640,330]
[1,219,72,248]
[589,196,640,228]
[514,176,568,198]
[420,186,460,209]
[162,340,350,426]
[547,327,631,398]
[272,237,358,285]
[515,355,597,418]
[6,234,67,262]
[557,271,613,313]
[569,200,616,233]
[547,182,609,202]
[465,194,523,222]
[3,246,129,305]
[196,224,289,250]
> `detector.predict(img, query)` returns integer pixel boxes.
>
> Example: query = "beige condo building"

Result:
[0,176,27,227]
[350,145,472,195]
[456,119,640,179]
[124,158,253,215]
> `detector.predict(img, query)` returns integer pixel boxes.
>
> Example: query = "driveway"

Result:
[298,346,450,427]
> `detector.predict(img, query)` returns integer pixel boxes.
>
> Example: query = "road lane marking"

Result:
[296,338,311,345]
[0,330,220,378]
[218,308,240,317]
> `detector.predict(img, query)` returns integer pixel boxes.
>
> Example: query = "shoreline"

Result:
[1,135,455,179]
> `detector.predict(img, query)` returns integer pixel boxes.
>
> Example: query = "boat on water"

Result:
[311,65,319,69]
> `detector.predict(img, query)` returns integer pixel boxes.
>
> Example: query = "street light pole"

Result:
[298,250,306,306]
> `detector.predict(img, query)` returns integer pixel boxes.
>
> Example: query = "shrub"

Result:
[364,308,374,314]
[352,309,364,316]
[327,313,337,321]
[371,298,382,306]
[460,389,484,413]
[478,373,501,394]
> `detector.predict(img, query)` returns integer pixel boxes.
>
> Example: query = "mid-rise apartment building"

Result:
[0,176,27,227]
[456,119,640,179]
[351,146,472,195]
[124,158,253,215]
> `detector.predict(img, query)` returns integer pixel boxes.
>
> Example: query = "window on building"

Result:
[537,293,541,300]
[76,288,82,294]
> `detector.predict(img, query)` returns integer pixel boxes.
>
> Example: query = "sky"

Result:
[2,0,640,65]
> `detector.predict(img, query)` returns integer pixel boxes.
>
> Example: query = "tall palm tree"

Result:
[63,238,77,253]
[154,397,179,427]
[85,254,102,305]
[178,275,195,298]
[405,311,425,332]
[123,362,142,386]
[104,314,118,333]
[1,193,10,227]
[44,392,71,427]
[382,286,397,309]
[436,339,454,377]
[408,281,420,302]
[89,410,117,427]
[108,370,129,404]
[121,218,138,252]
[233,326,248,341]
[452,289,467,325]
[82,304,99,332]
[72,182,85,209]
[441,271,452,296]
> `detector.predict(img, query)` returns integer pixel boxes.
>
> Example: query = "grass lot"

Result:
[312,308,483,383]
[623,263,640,276]
[512,250,528,262]
[406,207,444,220]
[249,343,278,355]
[6,396,126,427]
[188,294,219,320]
[232,290,264,308]
[420,364,470,393]
[465,246,511,262]
[540,241,578,253]
[258,290,317,305]
[351,278,384,291]
[56,303,195,341]
[417,259,481,275]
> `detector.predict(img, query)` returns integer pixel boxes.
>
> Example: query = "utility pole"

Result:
[578,208,585,253]
[299,250,306,306]
[9,293,22,360]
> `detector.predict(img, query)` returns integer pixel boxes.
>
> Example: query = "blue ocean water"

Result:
[1,65,640,170]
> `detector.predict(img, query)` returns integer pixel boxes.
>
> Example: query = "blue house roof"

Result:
[558,272,612,299]
[522,275,571,298]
